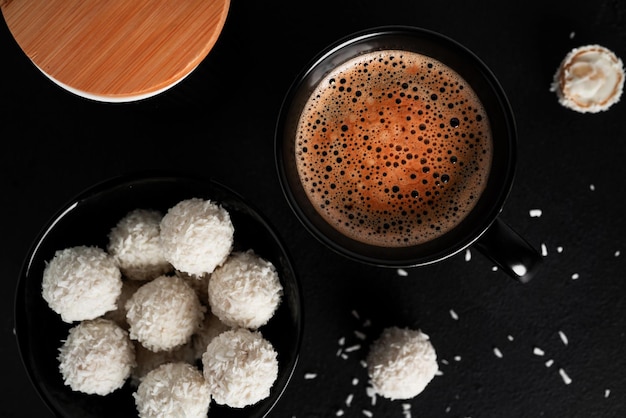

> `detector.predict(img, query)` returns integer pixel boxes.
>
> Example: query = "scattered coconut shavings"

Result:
[336,409,345,416]
[304,373,318,380]
[615,250,621,257]
[557,246,564,253]
[491,266,498,272]
[569,31,576,39]
[465,249,472,262]
[360,360,368,368]
[436,370,444,376]
[397,268,409,276]
[352,378,359,386]
[571,273,580,280]
[362,410,373,417]
[605,389,611,398]
[533,347,545,356]
[558,331,569,346]
[454,355,462,362]
[449,309,459,320]
[362,319,372,328]
[507,335,514,341]
[345,393,354,407]
[529,209,543,218]
[441,359,449,365]
[493,347,503,358]
[545,359,554,367]
[559,368,572,385]
[590,184,596,191]
[352,310,360,320]
[541,243,548,257]
[402,403,412,418]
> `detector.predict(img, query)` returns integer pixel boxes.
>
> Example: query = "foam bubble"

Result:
[295,50,492,247]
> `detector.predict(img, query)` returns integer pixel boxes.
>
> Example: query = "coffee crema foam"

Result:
[295,50,493,247]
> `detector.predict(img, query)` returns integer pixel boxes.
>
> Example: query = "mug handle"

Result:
[474,218,542,283]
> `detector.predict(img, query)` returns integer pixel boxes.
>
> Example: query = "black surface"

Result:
[2,0,626,417]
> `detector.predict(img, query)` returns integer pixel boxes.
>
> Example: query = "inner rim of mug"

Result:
[276,26,516,267]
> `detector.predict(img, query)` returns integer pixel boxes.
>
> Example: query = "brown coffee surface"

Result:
[295,50,493,247]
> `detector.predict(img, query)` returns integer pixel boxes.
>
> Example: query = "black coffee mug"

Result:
[275,26,541,283]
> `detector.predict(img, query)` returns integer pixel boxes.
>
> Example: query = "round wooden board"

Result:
[1,0,230,101]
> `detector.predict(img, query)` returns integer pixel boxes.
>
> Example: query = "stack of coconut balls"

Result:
[41,198,284,418]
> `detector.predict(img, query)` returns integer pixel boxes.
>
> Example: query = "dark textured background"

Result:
[2,0,626,417]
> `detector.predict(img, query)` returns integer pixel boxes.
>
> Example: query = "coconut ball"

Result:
[134,362,211,418]
[104,279,143,330]
[177,270,211,306]
[58,318,135,395]
[159,198,234,276]
[42,245,122,323]
[366,327,438,400]
[202,329,278,408]
[131,342,196,384]
[209,250,283,329]
[191,310,230,360]
[551,44,624,113]
[107,209,173,281]
[125,275,205,352]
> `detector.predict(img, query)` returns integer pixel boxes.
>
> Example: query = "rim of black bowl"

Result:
[275,25,517,268]
[14,171,303,418]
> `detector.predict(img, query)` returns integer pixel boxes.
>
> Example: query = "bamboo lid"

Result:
[1,0,230,101]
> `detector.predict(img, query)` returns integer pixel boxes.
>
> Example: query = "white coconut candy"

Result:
[125,275,205,352]
[159,198,234,276]
[190,310,231,360]
[133,362,211,418]
[551,44,624,113]
[202,329,278,408]
[104,279,143,330]
[366,327,438,400]
[57,318,135,395]
[42,245,122,323]
[107,209,172,280]
[131,342,196,383]
[209,250,283,329]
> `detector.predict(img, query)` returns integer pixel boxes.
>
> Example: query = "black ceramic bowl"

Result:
[15,173,303,418]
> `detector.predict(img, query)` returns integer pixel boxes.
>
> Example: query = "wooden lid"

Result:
[1,0,230,101]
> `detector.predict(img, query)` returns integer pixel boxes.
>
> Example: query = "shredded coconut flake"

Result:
[529,209,543,218]
[545,359,554,367]
[541,243,548,257]
[493,347,503,358]
[558,330,569,346]
[533,347,545,356]
[559,368,572,385]
[449,309,459,320]
[304,373,318,380]
[465,249,472,262]
[397,268,408,276]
